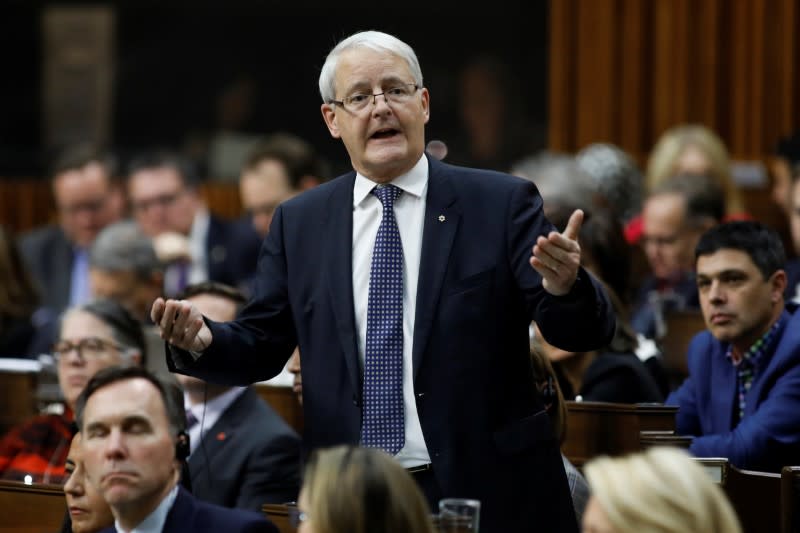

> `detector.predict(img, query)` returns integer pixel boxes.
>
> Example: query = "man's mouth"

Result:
[370,128,400,139]
[710,313,734,325]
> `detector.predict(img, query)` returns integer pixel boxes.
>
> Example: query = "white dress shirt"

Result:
[184,386,246,455]
[352,154,430,467]
[114,484,178,533]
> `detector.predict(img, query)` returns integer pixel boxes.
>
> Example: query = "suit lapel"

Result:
[710,346,736,432]
[325,175,361,397]
[162,487,193,532]
[412,159,459,381]
[188,390,251,482]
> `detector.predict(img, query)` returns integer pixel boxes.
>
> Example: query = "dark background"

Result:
[0,1,548,177]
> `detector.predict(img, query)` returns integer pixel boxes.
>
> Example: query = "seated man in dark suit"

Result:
[19,144,125,326]
[175,282,301,510]
[126,151,262,297]
[239,132,328,240]
[76,366,277,533]
[667,221,800,471]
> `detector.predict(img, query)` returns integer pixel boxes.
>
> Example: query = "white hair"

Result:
[318,31,423,103]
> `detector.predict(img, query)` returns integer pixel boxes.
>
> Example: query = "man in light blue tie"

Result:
[19,144,124,335]
[152,30,615,533]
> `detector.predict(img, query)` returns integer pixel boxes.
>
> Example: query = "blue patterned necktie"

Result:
[360,184,405,455]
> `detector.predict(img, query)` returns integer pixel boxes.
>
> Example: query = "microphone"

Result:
[426,140,448,161]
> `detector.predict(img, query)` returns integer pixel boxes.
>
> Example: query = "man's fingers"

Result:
[562,209,584,241]
[151,298,166,325]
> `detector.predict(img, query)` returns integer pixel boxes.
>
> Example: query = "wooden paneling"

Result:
[0,481,66,533]
[254,384,303,435]
[549,0,800,162]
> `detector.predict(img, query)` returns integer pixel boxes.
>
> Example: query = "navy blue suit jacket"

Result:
[667,306,800,471]
[170,157,615,532]
[100,486,277,533]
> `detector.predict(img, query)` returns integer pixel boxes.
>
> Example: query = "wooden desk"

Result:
[0,480,65,533]
[254,384,303,435]
[661,310,706,390]
[698,458,783,533]
[263,503,297,533]
[563,401,678,467]
[0,367,39,436]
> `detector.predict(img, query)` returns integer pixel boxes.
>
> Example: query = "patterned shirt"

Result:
[0,407,74,485]
[726,314,787,423]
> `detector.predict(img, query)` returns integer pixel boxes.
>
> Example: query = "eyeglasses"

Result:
[131,190,184,213]
[53,337,122,362]
[59,197,109,217]
[329,83,420,113]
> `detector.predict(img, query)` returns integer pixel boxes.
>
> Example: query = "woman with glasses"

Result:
[295,446,435,533]
[0,298,144,484]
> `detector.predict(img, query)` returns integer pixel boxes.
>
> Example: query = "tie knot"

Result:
[372,184,402,208]
[185,409,198,430]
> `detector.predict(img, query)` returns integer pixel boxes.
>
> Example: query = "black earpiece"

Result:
[540,375,557,405]
[175,431,191,461]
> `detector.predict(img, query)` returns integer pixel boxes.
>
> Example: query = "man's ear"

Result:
[321,104,341,139]
[420,87,431,124]
[771,269,788,303]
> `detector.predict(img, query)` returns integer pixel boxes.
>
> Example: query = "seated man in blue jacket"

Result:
[667,221,800,472]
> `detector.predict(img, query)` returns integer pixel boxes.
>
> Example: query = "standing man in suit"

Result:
[176,281,301,510]
[153,31,614,532]
[20,143,125,319]
[77,366,277,533]
[126,151,262,297]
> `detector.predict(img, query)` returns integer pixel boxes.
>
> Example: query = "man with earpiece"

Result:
[175,282,301,511]
[77,365,278,533]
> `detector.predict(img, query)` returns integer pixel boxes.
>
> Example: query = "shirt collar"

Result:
[185,386,246,412]
[726,311,788,368]
[352,154,428,208]
[115,484,178,533]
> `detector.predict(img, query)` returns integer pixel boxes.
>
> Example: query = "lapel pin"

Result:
[438,215,445,222]
[216,432,226,441]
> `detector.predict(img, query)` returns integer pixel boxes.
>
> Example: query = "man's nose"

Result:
[371,92,392,113]
[104,429,127,459]
[708,280,725,302]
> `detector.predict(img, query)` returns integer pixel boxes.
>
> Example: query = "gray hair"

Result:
[59,298,148,365]
[511,152,597,212]
[89,221,162,280]
[576,143,643,223]
[318,31,424,103]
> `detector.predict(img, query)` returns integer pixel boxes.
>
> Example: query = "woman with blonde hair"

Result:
[297,446,435,533]
[582,447,742,533]
[646,124,744,214]
[624,124,749,246]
